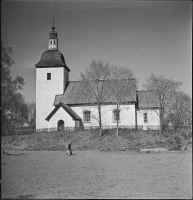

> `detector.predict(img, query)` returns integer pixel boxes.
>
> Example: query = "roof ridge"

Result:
[68,80,82,82]
[137,90,158,92]
[79,79,136,82]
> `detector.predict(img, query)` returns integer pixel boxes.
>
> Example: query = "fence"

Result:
[12,124,192,136]
[36,125,140,133]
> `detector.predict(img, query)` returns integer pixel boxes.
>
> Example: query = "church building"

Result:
[35,23,160,131]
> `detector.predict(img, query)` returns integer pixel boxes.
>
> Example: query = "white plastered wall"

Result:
[73,104,136,127]
[48,107,75,128]
[137,109,160,130]
[36,67,67,129]
[47,104,136,129]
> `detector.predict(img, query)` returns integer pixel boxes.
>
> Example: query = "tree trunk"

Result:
[116,103,119,136]
[159,108,164,135]
[98,103,102,136]
[159,115,162,135]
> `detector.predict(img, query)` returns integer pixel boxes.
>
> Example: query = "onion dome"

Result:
[35,50,70,71]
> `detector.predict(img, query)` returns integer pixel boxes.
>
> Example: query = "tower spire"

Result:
[52,1,55,31]
[48,0,58,50]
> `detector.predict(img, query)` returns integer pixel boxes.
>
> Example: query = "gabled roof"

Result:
[35,50,70,71]
[137,90,160,108]
[54,79,137,105]
[45,102,81,121]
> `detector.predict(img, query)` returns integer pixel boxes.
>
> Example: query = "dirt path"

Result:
[1,150,192,199]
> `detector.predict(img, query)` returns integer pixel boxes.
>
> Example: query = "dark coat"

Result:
[68,144,71,151]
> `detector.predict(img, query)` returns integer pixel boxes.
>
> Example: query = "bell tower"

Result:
[35,2,70,129]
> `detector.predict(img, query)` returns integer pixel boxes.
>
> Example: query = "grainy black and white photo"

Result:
[1,0,192,199]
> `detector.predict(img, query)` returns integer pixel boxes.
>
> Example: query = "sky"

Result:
[1,0,192,103]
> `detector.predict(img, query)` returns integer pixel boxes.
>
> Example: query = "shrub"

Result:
[167,133,185,150]
[162,130,176,137]
[180,129,192,140]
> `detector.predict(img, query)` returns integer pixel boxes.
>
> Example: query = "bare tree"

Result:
[80,60,111,136]
[108,66,137,136]
[142,73,182,134]
[165,91,192,126]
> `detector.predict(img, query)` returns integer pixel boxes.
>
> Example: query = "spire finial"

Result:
[52,0,55,31]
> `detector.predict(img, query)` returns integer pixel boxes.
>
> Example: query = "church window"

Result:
[83,111,91,122]
[113,109,120,122]
[47,73,51,80]
[143,113,148,123]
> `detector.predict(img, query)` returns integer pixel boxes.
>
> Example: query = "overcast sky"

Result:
[1,0,192,102]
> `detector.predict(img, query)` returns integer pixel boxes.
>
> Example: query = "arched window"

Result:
[83,111,91,122]
[113,109,120,122]
[58,120,64,131]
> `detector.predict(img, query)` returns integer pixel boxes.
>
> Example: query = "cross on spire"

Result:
[52,0,55,31]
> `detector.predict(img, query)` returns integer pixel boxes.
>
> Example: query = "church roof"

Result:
[54,79,137,105]
[45,102,81,121]
[137,90,160,108]
[35,50,70,71]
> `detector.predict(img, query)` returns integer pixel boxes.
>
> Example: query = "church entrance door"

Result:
[58,120,64,131]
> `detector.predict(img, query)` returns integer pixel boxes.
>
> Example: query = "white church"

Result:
[35,24,160,131]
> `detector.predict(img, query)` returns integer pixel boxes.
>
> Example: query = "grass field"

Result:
[1,128,192,152]
[1,150,192,199]
[1,129,192,198]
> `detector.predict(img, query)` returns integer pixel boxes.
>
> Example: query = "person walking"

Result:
[66,143,72,155]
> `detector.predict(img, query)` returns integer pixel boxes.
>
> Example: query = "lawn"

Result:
[1,150,192,199]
